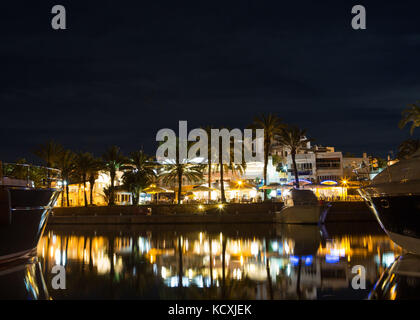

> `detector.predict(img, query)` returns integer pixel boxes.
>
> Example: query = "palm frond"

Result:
[399,103,420,135]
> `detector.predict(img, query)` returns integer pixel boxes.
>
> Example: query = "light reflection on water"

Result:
[36,223,402,299]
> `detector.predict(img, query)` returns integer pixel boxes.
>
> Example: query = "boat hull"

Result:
[0,257,50,300]
[275,204,330,224]
[0,188,60,264]
[363,194,420,253]
[369,253,420,300]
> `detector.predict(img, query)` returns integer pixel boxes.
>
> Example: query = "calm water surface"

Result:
[33,222,403,299]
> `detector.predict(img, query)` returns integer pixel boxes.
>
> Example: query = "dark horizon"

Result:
[1,1,419,163]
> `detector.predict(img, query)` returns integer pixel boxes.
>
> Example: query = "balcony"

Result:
[288,170,313,175]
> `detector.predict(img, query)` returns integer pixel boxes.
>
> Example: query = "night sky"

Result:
[1,1,419,162]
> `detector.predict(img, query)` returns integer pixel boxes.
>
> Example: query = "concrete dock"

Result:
[48,201,376,224]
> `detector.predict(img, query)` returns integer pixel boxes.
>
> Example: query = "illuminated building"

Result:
[55,170,140,206]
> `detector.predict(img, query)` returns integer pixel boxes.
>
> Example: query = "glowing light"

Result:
[284,242,290,254]
[271,241,278,251]
[390,284,397,300]
[251,242,259,256]
[55,249,61,265]
[382,252,395,267]
[326,254,340,263]
[321,180,338,185]
[290,256,299,266]
[218,204,224,210]
[287,179,312,185]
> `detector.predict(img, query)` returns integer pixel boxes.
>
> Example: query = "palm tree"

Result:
[213,130,230,203]
[160,162,204,204]
[217,136,227,203]
[101,186,112,205]
[87,157,103,206]
[202,126,215,202]
[251,114,284,199]
[399,102,420,135]
[33,140,64,187]
[124,150,156,177]
[122,150,156,205]
[102,146,126,206]
[214,140,247,203]
[277,125,311,188]
[74,152,96,207]
[397,139,420,159]
[122,171,149,205]
[5,158,28,180]
[159,140,204,204]
[33,140,64,168]
[56,150,75,207]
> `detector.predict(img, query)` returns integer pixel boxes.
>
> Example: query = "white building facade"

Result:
[285,148,344,184]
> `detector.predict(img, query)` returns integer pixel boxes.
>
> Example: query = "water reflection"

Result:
[369,253,420,300]
[34,223,403,299]
[0,257,50,300]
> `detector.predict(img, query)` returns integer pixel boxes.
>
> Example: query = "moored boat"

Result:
[358,149,420,254]
[369,253,420,300]
[0,163,61,264]
[275,189,331,224]
[0,256,50,300]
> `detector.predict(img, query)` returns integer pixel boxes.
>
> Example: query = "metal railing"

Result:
[0,161,61,189]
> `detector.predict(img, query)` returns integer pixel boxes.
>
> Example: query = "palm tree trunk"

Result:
[292,151,299,189]
[109,170,115,206]
[219,147,226,203]
[83,180,88,207]
[89,237,93,271]
[220,164,226,203]
[61,178,65,207]
[265,239,274,299]
[177,170,182,204]
[208,162,212,203]
[209,236,213,285]
[221,238,226,299]
[263,143,269,200]
[66,183,70,207]
[90,181,95,205]
[178,237,183,288]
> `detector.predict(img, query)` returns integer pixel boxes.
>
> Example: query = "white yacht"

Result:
[275,189,331,224]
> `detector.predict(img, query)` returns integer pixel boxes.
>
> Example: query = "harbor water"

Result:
[28,222,404,300]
